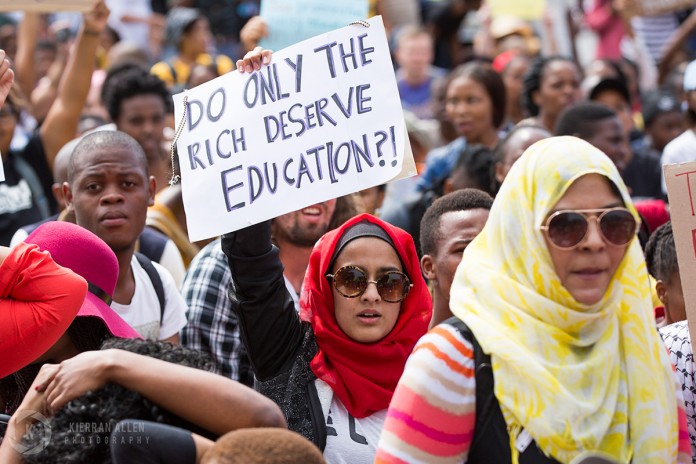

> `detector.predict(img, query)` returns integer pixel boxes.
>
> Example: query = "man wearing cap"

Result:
[587,78,663,200]
[662,59,696,196]
[641,90,683,156]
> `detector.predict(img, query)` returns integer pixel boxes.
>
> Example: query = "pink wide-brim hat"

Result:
[25,222,140,339]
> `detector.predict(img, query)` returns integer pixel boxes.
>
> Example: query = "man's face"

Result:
[396,34,432,78]
[273,200,337,247]
[586,117,631,173]
[425,209,489,303]
[647,111,683,153]
[116,94,166,161]
[65,145,155,253]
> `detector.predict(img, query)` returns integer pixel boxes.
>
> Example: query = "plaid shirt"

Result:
[181,239,254,386]
[181,239,300,387]
[661,320,696,457]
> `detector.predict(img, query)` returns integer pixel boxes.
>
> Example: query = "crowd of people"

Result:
[2,0,696,462]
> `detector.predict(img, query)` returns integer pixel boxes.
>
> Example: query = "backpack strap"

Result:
[443,317,560,463]
[13,155,50,219]
[166,59,178,85]
[135,252,166,322]
[442,317,501,453]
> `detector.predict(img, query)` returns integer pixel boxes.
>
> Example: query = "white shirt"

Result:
[661,129,696,194]
[111,255,188,340]
[316,379,387,464]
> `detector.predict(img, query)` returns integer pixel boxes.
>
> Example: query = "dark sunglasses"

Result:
[326,265,412,303]
[540,207,638,249]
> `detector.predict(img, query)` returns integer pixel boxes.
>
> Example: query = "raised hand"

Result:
[0,49,14,109]
[82,0,110,35]
[236,46,273,74]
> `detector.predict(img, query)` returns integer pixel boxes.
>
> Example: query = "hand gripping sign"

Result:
[173,16,414,242]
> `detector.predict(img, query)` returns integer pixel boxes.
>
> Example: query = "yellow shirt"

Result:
[151,53,234,88]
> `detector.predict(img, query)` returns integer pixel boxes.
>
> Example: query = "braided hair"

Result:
[644,221,679,283]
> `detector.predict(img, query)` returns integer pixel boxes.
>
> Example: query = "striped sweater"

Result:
[375,324,693,463]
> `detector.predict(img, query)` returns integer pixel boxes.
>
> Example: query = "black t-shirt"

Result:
[622,148,663,200]
[110,420,196,464]
[0,134,56,246]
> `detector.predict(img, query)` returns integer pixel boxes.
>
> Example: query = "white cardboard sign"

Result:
[173,16,411,242]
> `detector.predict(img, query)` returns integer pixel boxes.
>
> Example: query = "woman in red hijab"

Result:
[221,213,431,463]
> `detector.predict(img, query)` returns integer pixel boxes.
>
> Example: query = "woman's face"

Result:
[535,60,581,119]
[544,174,630,305]
[184,18,212,55]
[445,76,494,143]
[502,57,529,109]
[331,236,403,343]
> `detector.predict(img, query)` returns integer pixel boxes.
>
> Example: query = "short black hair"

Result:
[420,188,493,256]
[450,144,494,194]
[101,65,172,122]
[554,102,617,138]
[68,130,149,182]
[21,339,213,464]
[589,78,631,105]
[491,123,550,192]
[644,221,679,283]
[523,56,578,117]
[448,62,507,128]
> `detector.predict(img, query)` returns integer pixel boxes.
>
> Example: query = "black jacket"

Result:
[221,223,328,450]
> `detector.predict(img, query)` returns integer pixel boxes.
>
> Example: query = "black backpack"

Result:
[443,317,559,463]
[135,252,166,323]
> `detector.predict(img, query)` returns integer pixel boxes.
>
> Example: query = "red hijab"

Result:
[299,213,432,418]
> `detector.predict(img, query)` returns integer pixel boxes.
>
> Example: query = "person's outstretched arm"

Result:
[13,12,39,100]
[220,220,305,381]
[39,0,110,170]
[38,348,287,436]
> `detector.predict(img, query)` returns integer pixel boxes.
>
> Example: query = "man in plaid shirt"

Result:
[181,200,338,386]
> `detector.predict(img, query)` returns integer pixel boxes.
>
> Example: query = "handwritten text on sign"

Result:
[173,16,406,242]
[664,162,696,344]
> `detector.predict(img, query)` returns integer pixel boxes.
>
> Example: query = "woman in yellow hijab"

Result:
[376,136,691,463]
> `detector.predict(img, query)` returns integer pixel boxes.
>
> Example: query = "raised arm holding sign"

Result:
[174,16,413,242]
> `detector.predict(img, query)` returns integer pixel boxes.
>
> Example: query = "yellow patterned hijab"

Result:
[450,136,679,463]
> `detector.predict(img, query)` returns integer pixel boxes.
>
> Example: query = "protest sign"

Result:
[0,0,92,12]
[487,0,545,20]
[173,16,412,242]
[619,0,696,18]
[664,162,696,344]
[259,0,368,51]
